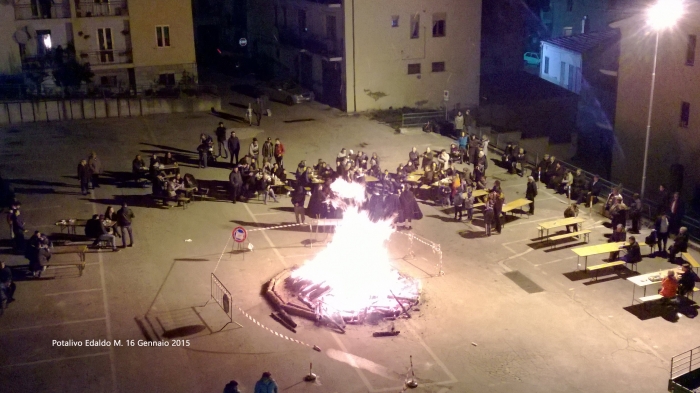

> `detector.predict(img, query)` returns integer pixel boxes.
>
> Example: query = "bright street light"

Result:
[647,0,684,30]
[640,0,683,200]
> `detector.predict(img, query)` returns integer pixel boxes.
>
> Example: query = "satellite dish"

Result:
[24,25,36,38]
[13,28,29,44]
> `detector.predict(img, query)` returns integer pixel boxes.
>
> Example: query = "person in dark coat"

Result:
[26,231,51,277]
[88,152,102,188]
[468,135,480,166]
[78,159,90,195]
[669,192,685,235]
[619,236,642,265]
[11,209,26,254]
[402,186,421,229]
[223,380,240,393]
[658,184,670,215]
[291,186,307,224]
[577,175,602,206]
[492,188,505,234]
[678,263,699,297]
[668,226,689,263]
[0,261,15,307]
[525,176,538,214]
[368,192,385,222]
[227,132,241,166]
[384,191,401,222]
[116,203,134,248]
[229,167,243,204]
[215,122,228,159]
[307,185,325,219]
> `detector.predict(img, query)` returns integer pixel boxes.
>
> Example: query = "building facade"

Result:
[247,0,481,112]
[541,0,645,39]
[0,0,196,94]
[612,4,700,201]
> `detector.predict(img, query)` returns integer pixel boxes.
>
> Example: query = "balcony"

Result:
[75,1,128,18]
[14,1,71,20]
[278,28,343,58]
[79,49,132,66]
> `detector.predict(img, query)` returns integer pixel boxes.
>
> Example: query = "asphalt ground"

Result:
[0,87,698,393]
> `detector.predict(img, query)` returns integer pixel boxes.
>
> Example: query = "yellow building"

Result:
[248,0,482,112]
[0,0,196,92]
[611,3,700,198]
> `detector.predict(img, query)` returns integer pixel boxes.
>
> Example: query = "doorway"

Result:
[97,27,114,63]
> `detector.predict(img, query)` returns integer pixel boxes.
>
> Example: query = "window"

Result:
[408,63,421,74]
[687,35,696,66]
[410,14,420,39]
[680,101,690,128]
[563,26,573,36]
[432,13,446,37]
[391,15,399,27]
[544,56,550,74]
[326,15,336,40]
[156,25,170,47]
[159,73,176,86]
[431,61,445,72]
[100,75,118,86]
[567,0,573,11]
[36,30,52,56]
[298,9,307,33]
[97,28,114,63]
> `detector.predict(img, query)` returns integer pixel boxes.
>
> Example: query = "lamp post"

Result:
[640,0,683,200]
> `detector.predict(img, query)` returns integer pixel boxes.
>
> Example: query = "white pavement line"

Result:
[5,317,107,332]
[45,288,103,296]
[497,249,534,273]
[212,235,232,273]
[250,212,288,216]
[89,189,118,393]
[330,333,375,392]
[405,323,459,383]
[0,352,110,369]
[534,256,578,267]
[243,204,288,268]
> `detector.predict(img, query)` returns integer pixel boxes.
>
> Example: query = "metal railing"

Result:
[79,50,132,65]
[277,27,344,58]
[14,2,71,20]
[487,128,700,242]
[401,110,445,127]
[0,83,218,101]
[669,346,700,392]
[75,1,128,17]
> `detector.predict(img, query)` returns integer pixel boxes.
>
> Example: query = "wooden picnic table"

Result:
[409,170,425,176]
[406,174,422,183]
[627,268,682,305]
[538,217,586,240]
[502,198,532,218]
[55,219,88,234]
[571,242,625,270]
[51,245,88,276]
[365,175,379,182]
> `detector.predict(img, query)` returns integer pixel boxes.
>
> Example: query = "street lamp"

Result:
[640,0,684,200]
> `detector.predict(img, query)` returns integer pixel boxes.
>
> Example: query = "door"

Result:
[322,59,342,109]
[300,52,312,89]
[97,27,114,63]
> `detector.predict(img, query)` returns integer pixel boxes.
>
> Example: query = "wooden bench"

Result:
[586,260,625,281]
[49,245,88,277]
[682,253,700,273]
[548,230,591,249]
[150,194,190,209]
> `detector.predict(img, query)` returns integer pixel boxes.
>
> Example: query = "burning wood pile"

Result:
[265,267,421,333]
[263,179,422,334]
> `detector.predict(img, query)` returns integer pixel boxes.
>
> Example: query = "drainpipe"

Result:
[351,0,357,112]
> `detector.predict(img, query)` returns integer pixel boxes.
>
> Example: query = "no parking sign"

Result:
[232,226,247,243]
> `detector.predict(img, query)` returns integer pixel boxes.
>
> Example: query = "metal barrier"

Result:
[208,273,241,331]
[669,346,700,392]
[401,110,445,128]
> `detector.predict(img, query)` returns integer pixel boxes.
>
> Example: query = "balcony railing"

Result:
[14,1,71,20]
[79,50,132,65]
[76,1,128,17]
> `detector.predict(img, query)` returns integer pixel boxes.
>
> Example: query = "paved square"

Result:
[0,91,696,393]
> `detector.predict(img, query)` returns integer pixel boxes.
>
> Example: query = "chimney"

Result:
[581,15,588,34]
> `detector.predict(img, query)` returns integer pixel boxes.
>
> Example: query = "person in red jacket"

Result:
[274,138,285,167]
